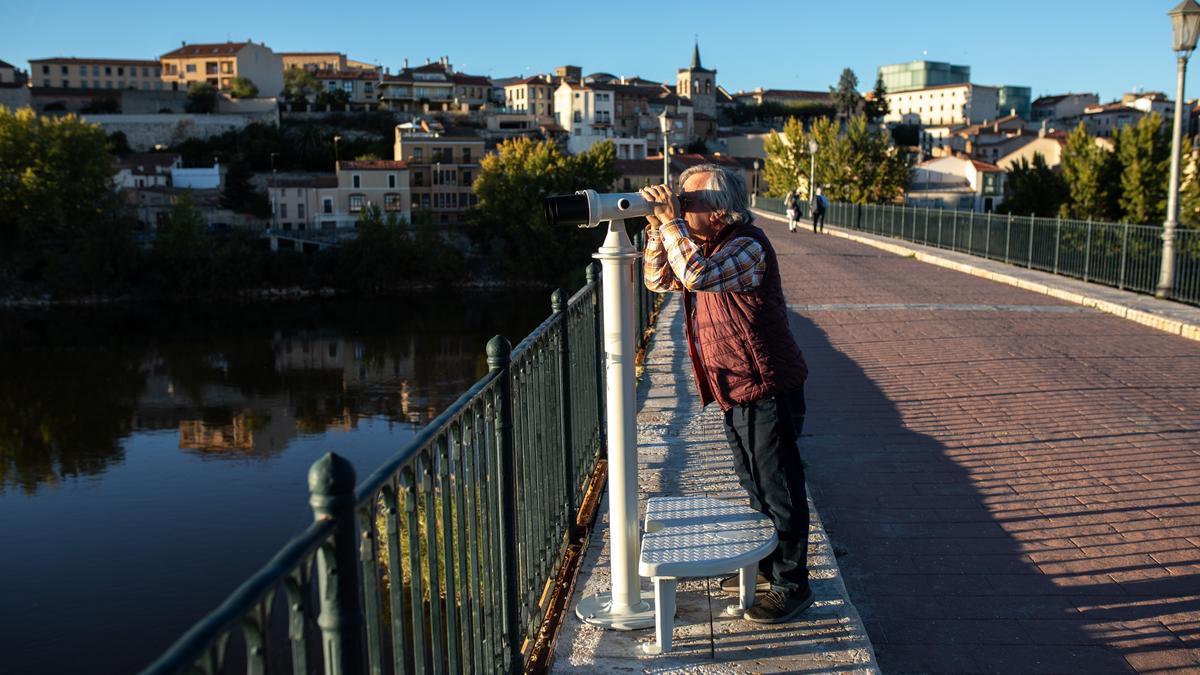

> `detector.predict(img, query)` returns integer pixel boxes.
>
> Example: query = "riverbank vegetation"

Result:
[1,106,619,303]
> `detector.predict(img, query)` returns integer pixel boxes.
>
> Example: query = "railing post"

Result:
[309,453,365,675]
[1028,215,1035,269]
[968,210,975,254]
[586,262,604,450]
[486,336,523,674]
[1084,219,1093,282]
[952,208,959,251]
[985,211,992,259]
[938,207,943,248]
[551,289,577,540]
[1119,222,1130,290]
[1005,213,1012,264]
[1054,216,1062,275]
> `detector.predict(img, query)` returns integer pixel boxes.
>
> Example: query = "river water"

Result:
[0,291,550,675]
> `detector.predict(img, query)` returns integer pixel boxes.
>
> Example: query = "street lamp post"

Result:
[1159,0,1200,298]
[752,159,760,205]
[333,134,342,164]
[658,109,671,187]
[808,139,819,203]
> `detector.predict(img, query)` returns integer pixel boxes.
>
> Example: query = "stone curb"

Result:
[753,208,1200,342]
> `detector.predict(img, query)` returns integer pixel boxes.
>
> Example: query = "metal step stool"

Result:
[638,496,778,654]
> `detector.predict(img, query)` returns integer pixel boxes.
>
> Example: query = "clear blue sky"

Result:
[5,0,1191,102]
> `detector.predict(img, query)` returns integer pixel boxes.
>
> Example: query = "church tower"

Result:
[676,41,716,117]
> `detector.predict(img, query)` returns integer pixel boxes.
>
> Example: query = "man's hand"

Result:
[640,184,679,224]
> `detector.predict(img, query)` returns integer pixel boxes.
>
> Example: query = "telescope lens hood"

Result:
[544,193,591,227]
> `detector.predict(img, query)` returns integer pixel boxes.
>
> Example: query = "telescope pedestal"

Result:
[576,220,655,630]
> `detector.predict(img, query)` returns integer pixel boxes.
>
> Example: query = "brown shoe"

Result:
[718,572,771,595]
[744,588,816,624]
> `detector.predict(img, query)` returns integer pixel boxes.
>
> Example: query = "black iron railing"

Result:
[142,252,660,675]
[756,198,1200,306]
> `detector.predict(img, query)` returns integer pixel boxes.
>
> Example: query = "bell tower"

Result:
[676,40,716,117]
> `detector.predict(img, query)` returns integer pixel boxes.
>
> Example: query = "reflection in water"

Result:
[0,291,549,675]
[0,293,544,492]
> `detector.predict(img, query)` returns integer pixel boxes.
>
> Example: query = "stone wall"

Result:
[81,111,278,150]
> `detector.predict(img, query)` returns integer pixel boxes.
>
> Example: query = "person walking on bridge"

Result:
[784,188,802,233]
[811,187,828,233]
[639,165,814,624]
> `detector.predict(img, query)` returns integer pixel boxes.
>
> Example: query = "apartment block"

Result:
[268,160,411,232]
[378,58,492,112]
[884,83,1000,127]
[29,57,162,91]
[315,69,381,106]
[160,41,283,95]
[392,120,483,225]
[555,81,648,159]
[1031,93,1100,123]
[504,74,557,122]
[280,52,376,73]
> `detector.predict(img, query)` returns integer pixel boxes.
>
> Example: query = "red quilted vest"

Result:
[681,221,808,411]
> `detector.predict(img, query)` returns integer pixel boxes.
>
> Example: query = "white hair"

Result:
[678,163,753,227]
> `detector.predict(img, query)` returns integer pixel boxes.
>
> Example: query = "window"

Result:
[93,65,99,76]
[412,171,424,187]
[206,62,218,75]
[461,148,471,163]
[186,64,196,73]
[221,62,232,74]
[61,65,68,75]
[105,66,112,75]
[117,67,124,76]
[41,65,49,74]
[117,80,124,89]
[62,80,69,88]
[462,170,472,186]
[573,111,582,123]
[421,194,430,208]
[142,67,149,77]
[384,193,403,211]
[349,194,366,212]
[298,203,305,218]
[80,81,88,89]
[352,174,361,188]
[322,198,333,214]
[280,203,288,218]
[388,174,396,189]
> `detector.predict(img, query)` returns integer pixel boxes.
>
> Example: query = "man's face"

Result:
[680,172,721,241]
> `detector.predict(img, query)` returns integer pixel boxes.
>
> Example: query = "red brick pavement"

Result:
[762,216,1200,673]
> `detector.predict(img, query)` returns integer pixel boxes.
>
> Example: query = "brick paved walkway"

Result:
[759,211,1200,673]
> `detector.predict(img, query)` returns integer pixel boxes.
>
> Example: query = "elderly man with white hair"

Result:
[640,164,813,624]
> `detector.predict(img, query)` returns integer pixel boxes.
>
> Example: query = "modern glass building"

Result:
[878,61,970,93]
[997,85,1032,120]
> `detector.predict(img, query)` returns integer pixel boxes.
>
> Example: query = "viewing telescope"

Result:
[544,189,655,229]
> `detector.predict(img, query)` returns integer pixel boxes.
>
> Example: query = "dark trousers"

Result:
[812,210,825,232]
[722,386,810,594]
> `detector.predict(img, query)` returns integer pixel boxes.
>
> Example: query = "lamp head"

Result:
[1170,0,1200,54]
[808,139,819,154]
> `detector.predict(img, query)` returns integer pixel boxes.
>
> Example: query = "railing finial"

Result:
[551,288,566,314]
[486,335,512,372]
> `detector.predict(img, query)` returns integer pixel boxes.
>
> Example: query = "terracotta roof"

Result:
[750,89,832,101]
[30,56,159,67]
[451,73,491,86]
[615,159,662,175]
[337,160,408,170]
[970,160,1001,172]
[510,75,554,86]
[115,153,180,174]
[160,42,251,59]
[0,59,15,68]
[279,51,343,57]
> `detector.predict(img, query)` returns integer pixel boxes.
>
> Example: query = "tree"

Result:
[762,114,909,204]
[228,77,259,99]
[281,69,320,106]
[1058,122,1118,220]
[106,130,131,155]
[830,68,861,119]
[151,191,210,295]
[996,153,1067,217]
[1117,112,1171,225]
[864,74,889,124]
[471,137,618,284]
[221,160,270,218]
[316,88,351,109]
[185,82,217,114]
[1180,148,1200,228]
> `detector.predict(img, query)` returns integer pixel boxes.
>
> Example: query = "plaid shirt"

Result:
[643,218,766,293]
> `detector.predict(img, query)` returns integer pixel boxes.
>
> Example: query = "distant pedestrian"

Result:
[811,187,828,233]
[784,189,801,233]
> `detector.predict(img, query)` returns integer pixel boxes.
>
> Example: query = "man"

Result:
[640,164,813,624]
[811,187,828,233]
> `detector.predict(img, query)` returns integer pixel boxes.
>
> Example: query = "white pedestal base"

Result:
[576,590,657,631]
